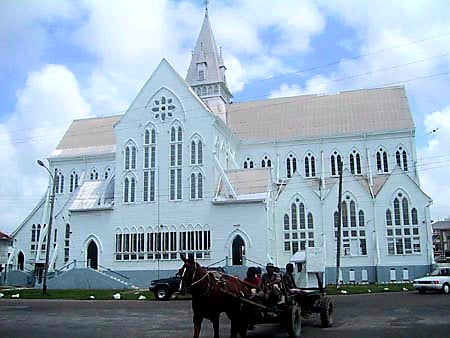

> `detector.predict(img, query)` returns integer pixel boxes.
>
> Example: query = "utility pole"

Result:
[37,160,57,295]
[335,159,343,286]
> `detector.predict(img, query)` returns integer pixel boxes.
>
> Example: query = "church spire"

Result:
[186,5,232,117]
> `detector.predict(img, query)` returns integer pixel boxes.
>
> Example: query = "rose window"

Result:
[152,96,175,122]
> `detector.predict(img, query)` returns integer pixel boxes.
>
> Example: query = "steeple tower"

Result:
[186,6,232,122]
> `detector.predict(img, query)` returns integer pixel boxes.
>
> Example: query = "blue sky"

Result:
[0,0,449,233]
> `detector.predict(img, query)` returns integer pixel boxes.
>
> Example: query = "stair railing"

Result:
[97,264,130,280]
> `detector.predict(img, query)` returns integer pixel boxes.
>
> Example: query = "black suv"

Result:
[149,267,225,300]
[149,275,181,300]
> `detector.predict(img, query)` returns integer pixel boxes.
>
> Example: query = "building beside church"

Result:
[8,9,434,288]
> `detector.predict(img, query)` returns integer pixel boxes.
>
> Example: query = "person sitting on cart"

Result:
[282,263,302,295]
[244,266,260,288]
[260,263,282,306]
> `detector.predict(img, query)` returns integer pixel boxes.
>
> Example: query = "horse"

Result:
[178,254,250,338]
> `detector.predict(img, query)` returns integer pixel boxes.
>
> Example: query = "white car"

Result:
[413,267,450,294]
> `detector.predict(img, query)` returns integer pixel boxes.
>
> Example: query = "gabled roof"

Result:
[226,86,414,141]
[217,168,270,202]
[51,115,121,158]
[185,10,225,86]
[0,231,12,241]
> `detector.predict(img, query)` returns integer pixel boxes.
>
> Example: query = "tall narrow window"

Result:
[198,173,203,199]
[261,155,272,168]
[402,151,408,171]
[411,208,418,225]
[284,214,290,230]
[124,177,129,203]
[143,128,156,202]
[90,169,98,180]
[377,148,389,173]
[191,141,196,165]
[386,209,393,226]
[64,224,70,263]
[394,198,401,225]
[396,147,408,171]
[291,203,297,230]
[342,201,348,227]
[55,170,64,194]
[349,150,361,175]
[170,125,183,201]
[350,201,356,227]
[244,157,254,169]
[330,151,341,176]
[190,173,196,199]
[70,171,78,192]
[104,168,111,180]
[286,154,297,178]
[402,198,410,225]
[124,176,135,203]
[299,203,305,229]
[359,210,365,227]
[304,153,316,177]
[125,147,130,170]
[198,141,203,165]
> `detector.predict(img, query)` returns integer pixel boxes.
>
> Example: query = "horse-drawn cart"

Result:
[178,254,334,338]
[239,273,334,338]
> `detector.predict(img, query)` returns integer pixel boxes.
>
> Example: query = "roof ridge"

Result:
[230,85,406,106]
[73,114,123,122]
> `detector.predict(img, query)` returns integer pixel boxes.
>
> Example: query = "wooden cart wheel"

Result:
[286,302,302,338]
[319,296,334,327]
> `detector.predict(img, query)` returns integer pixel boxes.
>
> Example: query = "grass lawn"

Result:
[0,288,155,301]
[326,283,414,295]
[0,283,415,300]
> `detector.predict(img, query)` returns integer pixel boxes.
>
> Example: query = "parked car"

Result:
[149,266,225,300]
[413,267,450,294]
[149,275,181,300]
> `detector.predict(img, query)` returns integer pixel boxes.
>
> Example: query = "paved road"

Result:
[0,292,449,337]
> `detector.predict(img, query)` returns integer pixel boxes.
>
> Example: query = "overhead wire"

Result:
[0,30,448,139]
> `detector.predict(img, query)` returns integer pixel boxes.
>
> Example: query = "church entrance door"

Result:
[232,235,245,265]
[87,241,98,269]
[17,251,24,271]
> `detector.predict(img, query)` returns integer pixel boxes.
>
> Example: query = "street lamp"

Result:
[37,159,56,295]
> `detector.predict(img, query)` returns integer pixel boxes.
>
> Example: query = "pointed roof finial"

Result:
[205,0,209,14]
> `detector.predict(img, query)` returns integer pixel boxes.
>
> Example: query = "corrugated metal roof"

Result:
[432,220,450,230]
[52,115,121,158]
[219,168,270,196]
[70,181,105,210]
[226,86,414,140]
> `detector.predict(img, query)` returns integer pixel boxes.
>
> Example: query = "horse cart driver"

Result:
[260,263,282,306]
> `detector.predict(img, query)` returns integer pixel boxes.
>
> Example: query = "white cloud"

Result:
[0,0,77,73]
[418,106,450,221]
[1,0,449,231]
[269,84,302,98]
[0,64,91,233]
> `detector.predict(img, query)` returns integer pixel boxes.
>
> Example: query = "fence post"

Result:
[225,256,229,266]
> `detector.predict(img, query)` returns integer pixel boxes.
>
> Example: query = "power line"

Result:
[1,157,449,205]
[1,67,448,147]
[1,31,449,138]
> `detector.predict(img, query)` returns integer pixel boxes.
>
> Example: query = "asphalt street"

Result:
[0,292,449,338]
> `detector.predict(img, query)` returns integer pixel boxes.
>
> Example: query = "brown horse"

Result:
[178,254,250,338]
